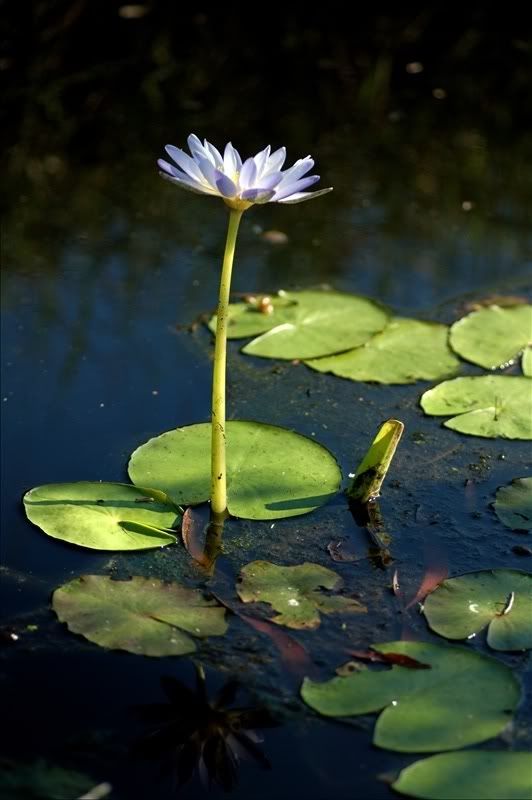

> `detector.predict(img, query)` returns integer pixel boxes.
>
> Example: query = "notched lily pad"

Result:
[52,575,228,656]
[306,318,460,384]
[423,569,532,651]
[241,289,389,360]
[208,293,298,339]
[420,376,532,439]
[494,477,532,531]
[23,482,181,550]
[236,561,366,629]
[449,304,532,370]
[301,640,520,752]
[392,751,532,800]
[129,421,341,520]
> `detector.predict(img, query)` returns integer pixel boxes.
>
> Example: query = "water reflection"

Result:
[132,664,277,792]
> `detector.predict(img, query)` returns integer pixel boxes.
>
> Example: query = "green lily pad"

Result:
[236,561,365,629]
[241,290,389,360]
[0,759,96,800]
[23,482,181,550]
[523,346,532,377]
[128,421,341,520]
[208,293,299,339]
[449,304,532,369]
[392,751,532,800]
[52,575,228,656]
[420,376,532,439]
[301,640,520,752]
[494,477,532,531]
[306,319,460,384]
[423,569,532,651]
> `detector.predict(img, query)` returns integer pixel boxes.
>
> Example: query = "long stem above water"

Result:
[211,208,243,516]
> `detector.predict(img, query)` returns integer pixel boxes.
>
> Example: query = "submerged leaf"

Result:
[392,751,532,800]
[420,376,532,439]
[236,561,365,629]
[242,290,389,360]
[347,419,404,503]
[301,640,520,752]
[306,318,460,384]
[423,569,532,651]
[23,482,180,550]
[129,421,341,520]
[493,477,532,531]
[449,304,532,369]
[53,575,228,656]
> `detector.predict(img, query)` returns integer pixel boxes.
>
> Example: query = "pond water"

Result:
[2,8,532,799]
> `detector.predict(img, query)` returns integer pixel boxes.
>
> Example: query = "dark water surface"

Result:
[2,7,532,799]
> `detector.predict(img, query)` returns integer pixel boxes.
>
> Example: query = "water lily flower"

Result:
[158,134,332,209]
[158,135,332,518]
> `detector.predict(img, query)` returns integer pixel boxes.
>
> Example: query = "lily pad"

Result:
[128,421,341,520]
[208,293,299,339]
[23,482,181,550]
[52,575,228,656]
[420,376,532,439]
[423,569,532,651]
[301,640,520,752]
[494,477,532,531]
[241,290,389,360]
[306,318,460,384]
[392,751,532,800]
[449,304,532,369]
[523,346,532,377]
[236,561,365,628]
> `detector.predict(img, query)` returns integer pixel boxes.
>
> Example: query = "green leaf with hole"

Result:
[53,575,228,656]
[241,290,389,360]
[494,477,532,531]
[23,482,181,550]
[420,376,532,439]
[392,751,532,800]
[423,570,532,651]
[301,640,520,752]
[306,319,460,384]
[450,304,532,369]
[129,421,341,520]
[236,561,365,628]
[208,293,299,339]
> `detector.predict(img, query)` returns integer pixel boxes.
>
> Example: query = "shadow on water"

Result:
[1,5,532,799]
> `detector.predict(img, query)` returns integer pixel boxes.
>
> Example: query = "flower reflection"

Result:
[133,665,277,792]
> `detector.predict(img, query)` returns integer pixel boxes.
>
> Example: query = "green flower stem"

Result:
[211,207,243,516]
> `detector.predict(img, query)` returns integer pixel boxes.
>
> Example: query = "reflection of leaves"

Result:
[420,376,532,439]
[236,561,366,629]
[133,668,277,792]
[423,569,532,651]
[0,757,95,800]
[129,421,341,520]
[23,482,180,550]
[301,640,520,752]
[53,576,228,656]
[392,751,532,800]
[493,477,532,531]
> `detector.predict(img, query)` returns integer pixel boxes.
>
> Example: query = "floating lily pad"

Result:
[494,477,532,531]
[236,561,365,629]
[0,758,96,800]
[208,293,299,339]
[392,751,532,800]
[423,570,532,651]
[306,319,460,384]
[129,421,341,520]
[523,346,532,377]
[301,640,520,752]
[420,376,532,439]
[23,482,181,550]
[449,304,532,369]
[241,290,389,360]
[52,575,228,656]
